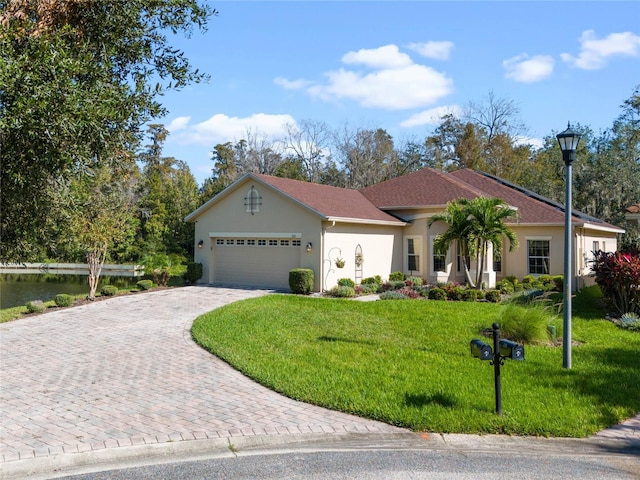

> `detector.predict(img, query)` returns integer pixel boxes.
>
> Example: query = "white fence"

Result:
[0,263,144,277]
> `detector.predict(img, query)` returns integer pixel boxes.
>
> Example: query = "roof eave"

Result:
[326,216,407,226]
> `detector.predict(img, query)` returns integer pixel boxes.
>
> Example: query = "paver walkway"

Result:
[0,286,402,463]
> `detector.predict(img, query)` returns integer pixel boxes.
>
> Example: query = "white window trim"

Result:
[429,235,449,275]
[526,237,552,276]
[404,235,423,276]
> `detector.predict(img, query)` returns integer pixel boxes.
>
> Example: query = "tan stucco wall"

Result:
[576,227,619,287]
[322,223,402,289]
[191,179,322,290]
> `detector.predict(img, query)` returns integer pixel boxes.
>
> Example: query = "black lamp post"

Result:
[556,123,581,369]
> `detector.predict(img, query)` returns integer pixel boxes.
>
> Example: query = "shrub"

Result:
[136,279,154,291]
[362,276,382,285]
[538,275,553,286]
[389,271,406,282]
[100,285,118,296]
[185,262,203,284]
[591,249,640,316]
[54,294,74,307]
[379,290,408,300]
[498,304,555,344]
[553,275,564,292]
[443,285,464,301]
[328,285,355,298]
[427,288,446,301]
[289,268,314,294]
[505,275,518,286]
[475,290,486,301]
[461,289,479,302]
[498,279,514,295]
[359,283,380,295]
[484,290,501,303]
[406,276,424,287]
[26,300,45,313]
[142,253,187,287]
[397,287,420,299]
[338,278,355,288]
[387,280,405,290]
[522,275,535,285]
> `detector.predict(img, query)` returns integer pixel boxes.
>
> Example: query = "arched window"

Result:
[244,186,262,215]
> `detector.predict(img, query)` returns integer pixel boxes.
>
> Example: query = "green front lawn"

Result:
[192,288,640,437]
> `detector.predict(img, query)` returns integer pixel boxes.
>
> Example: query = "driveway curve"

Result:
[0,286,403,463]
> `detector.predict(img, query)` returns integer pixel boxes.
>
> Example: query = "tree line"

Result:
[203,88,640,248]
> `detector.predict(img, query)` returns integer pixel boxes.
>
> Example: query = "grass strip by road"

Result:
[192,288,640,437]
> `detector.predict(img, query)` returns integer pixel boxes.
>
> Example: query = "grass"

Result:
[191,287,640,437]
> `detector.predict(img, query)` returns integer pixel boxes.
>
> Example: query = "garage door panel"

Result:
[213,240,300,289]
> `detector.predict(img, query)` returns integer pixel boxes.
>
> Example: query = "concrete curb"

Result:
[2,431,638,479]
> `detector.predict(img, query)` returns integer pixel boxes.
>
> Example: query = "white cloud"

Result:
[400,105,462,128]
[166,116,191,132]
[308,65,452,110]
[561,30,640,70]
[275,43,453,111]
[407,41,454,60]
[514,136,544,150]
[173,113,296,146]
[341,44,413,69]
[274,77,313,90]
[503,54,554,83]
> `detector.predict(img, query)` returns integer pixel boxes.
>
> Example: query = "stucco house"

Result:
[626,204,640,225]
[186,168,624,292]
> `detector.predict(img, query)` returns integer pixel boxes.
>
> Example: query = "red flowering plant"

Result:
[591,248,640,316]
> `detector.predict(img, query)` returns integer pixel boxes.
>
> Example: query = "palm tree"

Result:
[429,197,519,288]
[428,199,475,286]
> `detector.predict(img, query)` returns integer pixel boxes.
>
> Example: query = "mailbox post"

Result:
[470,323,524,415]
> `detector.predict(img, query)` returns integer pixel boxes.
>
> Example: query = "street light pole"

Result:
[556,124,581,369]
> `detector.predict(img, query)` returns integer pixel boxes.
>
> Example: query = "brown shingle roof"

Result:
[450,169,621,229]
[449,169,566,224]
[253,174,404,224]
[627,204,640,214]
[360,168,485,207]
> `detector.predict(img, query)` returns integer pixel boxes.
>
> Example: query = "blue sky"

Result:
[157,1,640,185]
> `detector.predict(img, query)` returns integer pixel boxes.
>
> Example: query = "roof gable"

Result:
[253,174,403,224]
[186,172,404,225]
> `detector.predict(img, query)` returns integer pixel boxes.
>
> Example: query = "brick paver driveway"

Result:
[0,286,402,463]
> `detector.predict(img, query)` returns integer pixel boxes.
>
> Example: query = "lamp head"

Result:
[556,123,581,165]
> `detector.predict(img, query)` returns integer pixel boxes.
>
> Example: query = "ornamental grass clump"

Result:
[328,286,355,298]
[498,303,555,344]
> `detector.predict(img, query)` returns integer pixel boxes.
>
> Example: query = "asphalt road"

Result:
[46,447,640,480]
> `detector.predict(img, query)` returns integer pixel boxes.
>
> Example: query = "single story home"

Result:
[626,204,640,225]
[186,168,624,292]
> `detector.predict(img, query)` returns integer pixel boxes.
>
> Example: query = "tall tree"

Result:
[336,127,399,188]
[0,0,215,261]
[66,164,139,300]
[284,119,332,183]
[138,124,199,257]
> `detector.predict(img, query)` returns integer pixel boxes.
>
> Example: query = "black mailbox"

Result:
[499,339,525,360]
[470,339,493,360]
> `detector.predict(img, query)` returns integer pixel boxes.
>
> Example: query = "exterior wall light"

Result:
[198,240,204,248]
[306,242,313,252]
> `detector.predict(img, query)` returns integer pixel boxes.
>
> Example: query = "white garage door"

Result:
[212,238,301,289]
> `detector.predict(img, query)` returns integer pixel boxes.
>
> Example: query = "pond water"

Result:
[0,274,140,309]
